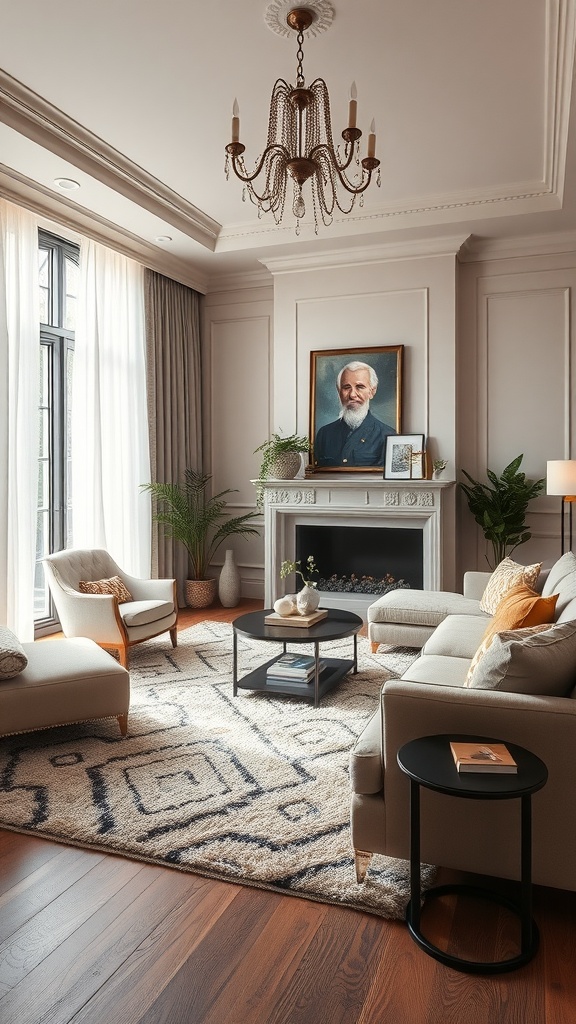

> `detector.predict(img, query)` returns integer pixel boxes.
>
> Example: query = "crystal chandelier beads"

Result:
[225,5,380,234]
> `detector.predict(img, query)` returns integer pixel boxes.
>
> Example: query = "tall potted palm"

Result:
[143,469,260,608]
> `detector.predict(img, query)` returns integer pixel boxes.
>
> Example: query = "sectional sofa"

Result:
[350,551,576,892]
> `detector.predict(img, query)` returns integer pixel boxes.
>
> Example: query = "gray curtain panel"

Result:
[144,270,202,606]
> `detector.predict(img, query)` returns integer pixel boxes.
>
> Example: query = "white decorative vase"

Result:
[218,549,241,608]
[274,594,297,617]
[296,584,320,616]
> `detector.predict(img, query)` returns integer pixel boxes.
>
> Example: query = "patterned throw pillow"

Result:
[479,557,542,615]
[0,625,28,679]
[78,575,133,603]
[465,583,557,686]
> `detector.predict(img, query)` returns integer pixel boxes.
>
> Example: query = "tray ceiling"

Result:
[0,0,575,290]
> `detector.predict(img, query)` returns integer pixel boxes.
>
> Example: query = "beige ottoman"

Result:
[367,589,489,651]
[0,637,130,738]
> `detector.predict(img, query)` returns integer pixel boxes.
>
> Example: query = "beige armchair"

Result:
[43,548,178,667]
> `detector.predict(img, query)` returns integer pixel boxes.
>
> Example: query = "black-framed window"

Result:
[35,231,78,634]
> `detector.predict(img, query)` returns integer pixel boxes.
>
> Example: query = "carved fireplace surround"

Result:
[261,477,456,620]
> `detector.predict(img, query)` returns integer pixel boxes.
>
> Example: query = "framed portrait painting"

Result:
[309,345,403,473]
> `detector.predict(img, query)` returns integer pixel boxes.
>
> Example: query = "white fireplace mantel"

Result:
[259,476,456,618]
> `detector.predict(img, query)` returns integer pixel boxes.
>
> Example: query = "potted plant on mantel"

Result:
[460,454,545,569]
[143,469,260,608]
[254,431,310,508]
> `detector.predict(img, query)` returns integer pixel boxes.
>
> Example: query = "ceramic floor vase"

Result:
[218,550,241,608]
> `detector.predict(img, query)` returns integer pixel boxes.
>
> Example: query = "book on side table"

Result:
[450,741,518,774]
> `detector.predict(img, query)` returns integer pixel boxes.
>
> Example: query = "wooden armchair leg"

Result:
[118,646,129,669]
[354,850,373,884]
[170,626,178,648]
[117,713,128,736]
[370,641,380,654]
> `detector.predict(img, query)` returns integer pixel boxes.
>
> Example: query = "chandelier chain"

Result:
[296,28,305,86]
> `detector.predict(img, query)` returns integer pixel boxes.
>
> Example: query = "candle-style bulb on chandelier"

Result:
[225,5,381,234]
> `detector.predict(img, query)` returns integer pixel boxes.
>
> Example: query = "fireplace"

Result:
[295,524,423,593]
[260,477,455,620]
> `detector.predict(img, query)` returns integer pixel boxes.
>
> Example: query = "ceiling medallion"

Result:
[225,5,380,234]
[264,0,334,38]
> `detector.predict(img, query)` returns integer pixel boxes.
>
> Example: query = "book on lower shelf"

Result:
[266,653,325,684]
[450,741,518,774]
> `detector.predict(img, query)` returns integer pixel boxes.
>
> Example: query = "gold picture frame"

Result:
[308,345,403,473]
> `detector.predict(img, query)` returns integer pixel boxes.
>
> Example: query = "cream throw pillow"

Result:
[479,557,542,615]
[467,620,576,695]
[78,575,133,603]
[465,624,550,687]
[0,626,28,679]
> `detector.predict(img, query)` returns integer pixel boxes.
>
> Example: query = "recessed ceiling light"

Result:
[155,235,173,243]
[54,177,81,191]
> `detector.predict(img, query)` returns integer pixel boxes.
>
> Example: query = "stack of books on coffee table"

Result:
[266,653,325,689]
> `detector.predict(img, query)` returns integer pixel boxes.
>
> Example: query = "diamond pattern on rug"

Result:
[0,622,433,919]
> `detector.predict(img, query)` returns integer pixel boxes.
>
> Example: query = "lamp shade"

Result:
[546,460,576,496]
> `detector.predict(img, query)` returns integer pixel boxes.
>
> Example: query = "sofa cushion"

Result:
[422,614,489,660]
[558,598,576,624]
[552,572,576,619]
[541,551,576,597]
[78,575,133,603]
[401,654,471,688]
[479,558,542,615]
[120,599,174,627]
[467,619,576,695]
[368,589,485,628]
[0,626,28,679]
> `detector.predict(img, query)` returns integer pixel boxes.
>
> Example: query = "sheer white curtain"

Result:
[72,239,151,576]
[0,200,39,640]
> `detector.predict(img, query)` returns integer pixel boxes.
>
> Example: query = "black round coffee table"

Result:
[232,608,362,707]
[397,734,548,974]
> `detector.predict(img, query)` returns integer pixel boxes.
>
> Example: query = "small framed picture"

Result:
[384,434,426,480]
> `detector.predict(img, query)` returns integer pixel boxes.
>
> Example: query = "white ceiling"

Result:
[0,0,575,291]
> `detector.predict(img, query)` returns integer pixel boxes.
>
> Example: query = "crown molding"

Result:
[0,68,221,251]
[206,268,274,294]
[0,166,209,294]
[459,230,576,263]
[216,180,557,251]
[259,234,473,274]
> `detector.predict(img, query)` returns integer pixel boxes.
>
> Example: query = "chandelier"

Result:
[225,5,380,234]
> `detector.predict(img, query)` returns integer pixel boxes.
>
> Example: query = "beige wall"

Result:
[458,250,576,578]
[205,243,576,599]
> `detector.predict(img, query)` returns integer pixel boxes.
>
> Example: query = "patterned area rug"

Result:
[0,622,434,919]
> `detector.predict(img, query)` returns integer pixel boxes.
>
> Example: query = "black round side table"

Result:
[397,734,548,974]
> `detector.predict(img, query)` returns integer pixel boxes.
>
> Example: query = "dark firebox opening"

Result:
[295,525,423,594]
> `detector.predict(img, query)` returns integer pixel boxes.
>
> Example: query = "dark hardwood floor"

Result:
[1,601,575,1023]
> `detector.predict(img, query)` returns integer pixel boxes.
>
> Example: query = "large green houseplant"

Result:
[254,432,310,507]
[460,454,545,569]
[143,469,260,607]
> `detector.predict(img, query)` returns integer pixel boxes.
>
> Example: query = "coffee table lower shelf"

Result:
[235,656,355,702]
